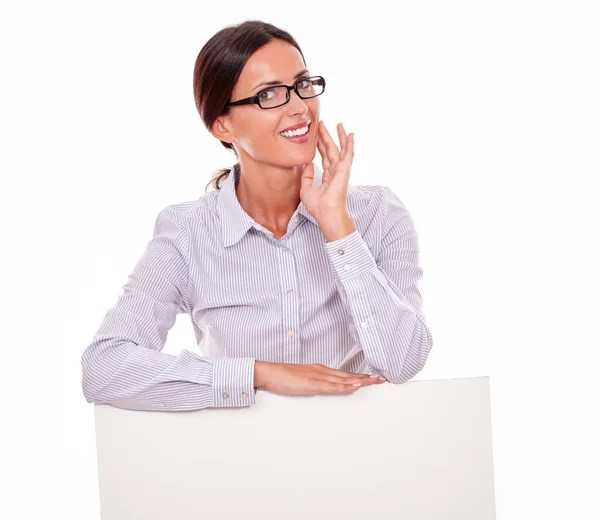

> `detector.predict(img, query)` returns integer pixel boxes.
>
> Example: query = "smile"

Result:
[279,123,311,143]
[279,123,310,138]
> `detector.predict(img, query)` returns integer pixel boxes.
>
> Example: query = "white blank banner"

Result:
[94,376,496,519]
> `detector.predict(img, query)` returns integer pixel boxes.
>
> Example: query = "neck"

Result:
[234,159,305,232]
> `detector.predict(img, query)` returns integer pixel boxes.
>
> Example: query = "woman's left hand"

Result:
[300,121,354,223]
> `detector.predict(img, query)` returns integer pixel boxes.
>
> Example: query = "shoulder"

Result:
[347,182,409,229]
[159,190,219,229]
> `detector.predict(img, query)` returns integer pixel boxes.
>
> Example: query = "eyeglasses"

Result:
[224,75,326,110]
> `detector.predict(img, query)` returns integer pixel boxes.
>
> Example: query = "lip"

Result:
[280,120,311,133]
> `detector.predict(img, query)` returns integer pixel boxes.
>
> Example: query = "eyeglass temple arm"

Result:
[225,97,258,108]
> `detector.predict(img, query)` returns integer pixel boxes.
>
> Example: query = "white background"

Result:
[1,1,598,518]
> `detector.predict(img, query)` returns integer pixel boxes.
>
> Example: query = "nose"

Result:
[286,89,309,115]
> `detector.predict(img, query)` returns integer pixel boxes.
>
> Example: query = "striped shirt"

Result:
[81,162,433,411]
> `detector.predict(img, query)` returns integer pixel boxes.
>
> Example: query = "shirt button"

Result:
[157,402,165,408]
[287,288,293,293]
[344,264,352,271]
[222,392,229,400]
[338,249,345,255]
[361,321,369,328]
[241,392,249,399]
[287,329,295,337]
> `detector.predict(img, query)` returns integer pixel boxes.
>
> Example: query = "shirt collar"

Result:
[216,162,322,248]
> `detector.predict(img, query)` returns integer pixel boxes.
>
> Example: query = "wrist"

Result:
[321,215,356,242]
[254,360,270,389]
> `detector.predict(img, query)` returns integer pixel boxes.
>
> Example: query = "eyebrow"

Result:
[251,69,311,92]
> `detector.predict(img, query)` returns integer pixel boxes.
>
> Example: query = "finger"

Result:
[319,121,340,165]
[342,376,386,385]
[320,366,382,380]
[321,121,340,164]
[319,374,375,386]
[322,379,385,394]
[341,133,354,165]
[316,137,331,171]
[328,371,386,384]
[316,140,332,185]
[300,162,315,191]
[320,382,362,395]
[337,123,347,157]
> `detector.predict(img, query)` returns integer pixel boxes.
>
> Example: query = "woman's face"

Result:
[216,39,320,168]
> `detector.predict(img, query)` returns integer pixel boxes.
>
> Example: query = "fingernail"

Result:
[378,377,386,381]
[369,375,379,378]
[352,383,362,387]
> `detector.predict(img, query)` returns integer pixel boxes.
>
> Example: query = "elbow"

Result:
[375,324,433,384]
[81,370,104,404]
[81,337,133,404]
[388,349,431,384]
[81,339,108,404]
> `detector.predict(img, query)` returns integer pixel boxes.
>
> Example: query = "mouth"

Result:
[278,122,311,144]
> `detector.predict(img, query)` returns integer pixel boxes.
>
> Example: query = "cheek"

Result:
[236,117,280,155]
[309,98,320,121]
[247,114,279,139]
[258,115,283,145]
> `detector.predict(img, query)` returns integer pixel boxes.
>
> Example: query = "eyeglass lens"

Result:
[258,77,324,109]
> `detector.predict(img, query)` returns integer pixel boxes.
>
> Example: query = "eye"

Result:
[297,77,311,89]
[258,89,276,101]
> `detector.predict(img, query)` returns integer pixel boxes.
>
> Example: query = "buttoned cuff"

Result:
[324,229,377,281]
[212,357,257,408]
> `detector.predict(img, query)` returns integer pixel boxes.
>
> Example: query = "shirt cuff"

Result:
[212,357,257,408]
[324,229,377,281]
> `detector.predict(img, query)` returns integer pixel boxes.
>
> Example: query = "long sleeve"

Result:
[323,186,433,383]
[81,207,257,411]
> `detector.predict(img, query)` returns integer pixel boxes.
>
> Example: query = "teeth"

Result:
[280,124,309,138]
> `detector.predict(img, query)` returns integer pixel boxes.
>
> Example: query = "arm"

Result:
[322,186,433,383]
[81,207,257,411]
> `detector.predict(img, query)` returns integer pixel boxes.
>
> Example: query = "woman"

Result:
[81,20,433,411]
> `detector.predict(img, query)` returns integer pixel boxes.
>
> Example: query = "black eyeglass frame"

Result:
[224,75,326,110]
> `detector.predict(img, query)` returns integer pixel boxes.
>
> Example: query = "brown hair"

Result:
[192,20,306,192]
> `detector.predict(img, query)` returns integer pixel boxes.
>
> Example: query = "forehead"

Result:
[235,39,305,94]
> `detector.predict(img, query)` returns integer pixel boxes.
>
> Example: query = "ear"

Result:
[209,115,234,144]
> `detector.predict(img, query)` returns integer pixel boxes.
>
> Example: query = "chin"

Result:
[285,149,317,168]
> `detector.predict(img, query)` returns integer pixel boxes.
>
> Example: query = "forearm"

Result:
[322,223,433,383]
[82,336,257,410]
[254,360,272,389]
[82,338,216,410]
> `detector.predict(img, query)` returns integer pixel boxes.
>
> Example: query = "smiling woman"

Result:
[81,19,433,413]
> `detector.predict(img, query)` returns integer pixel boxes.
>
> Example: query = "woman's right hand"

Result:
[254,361,386,396]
